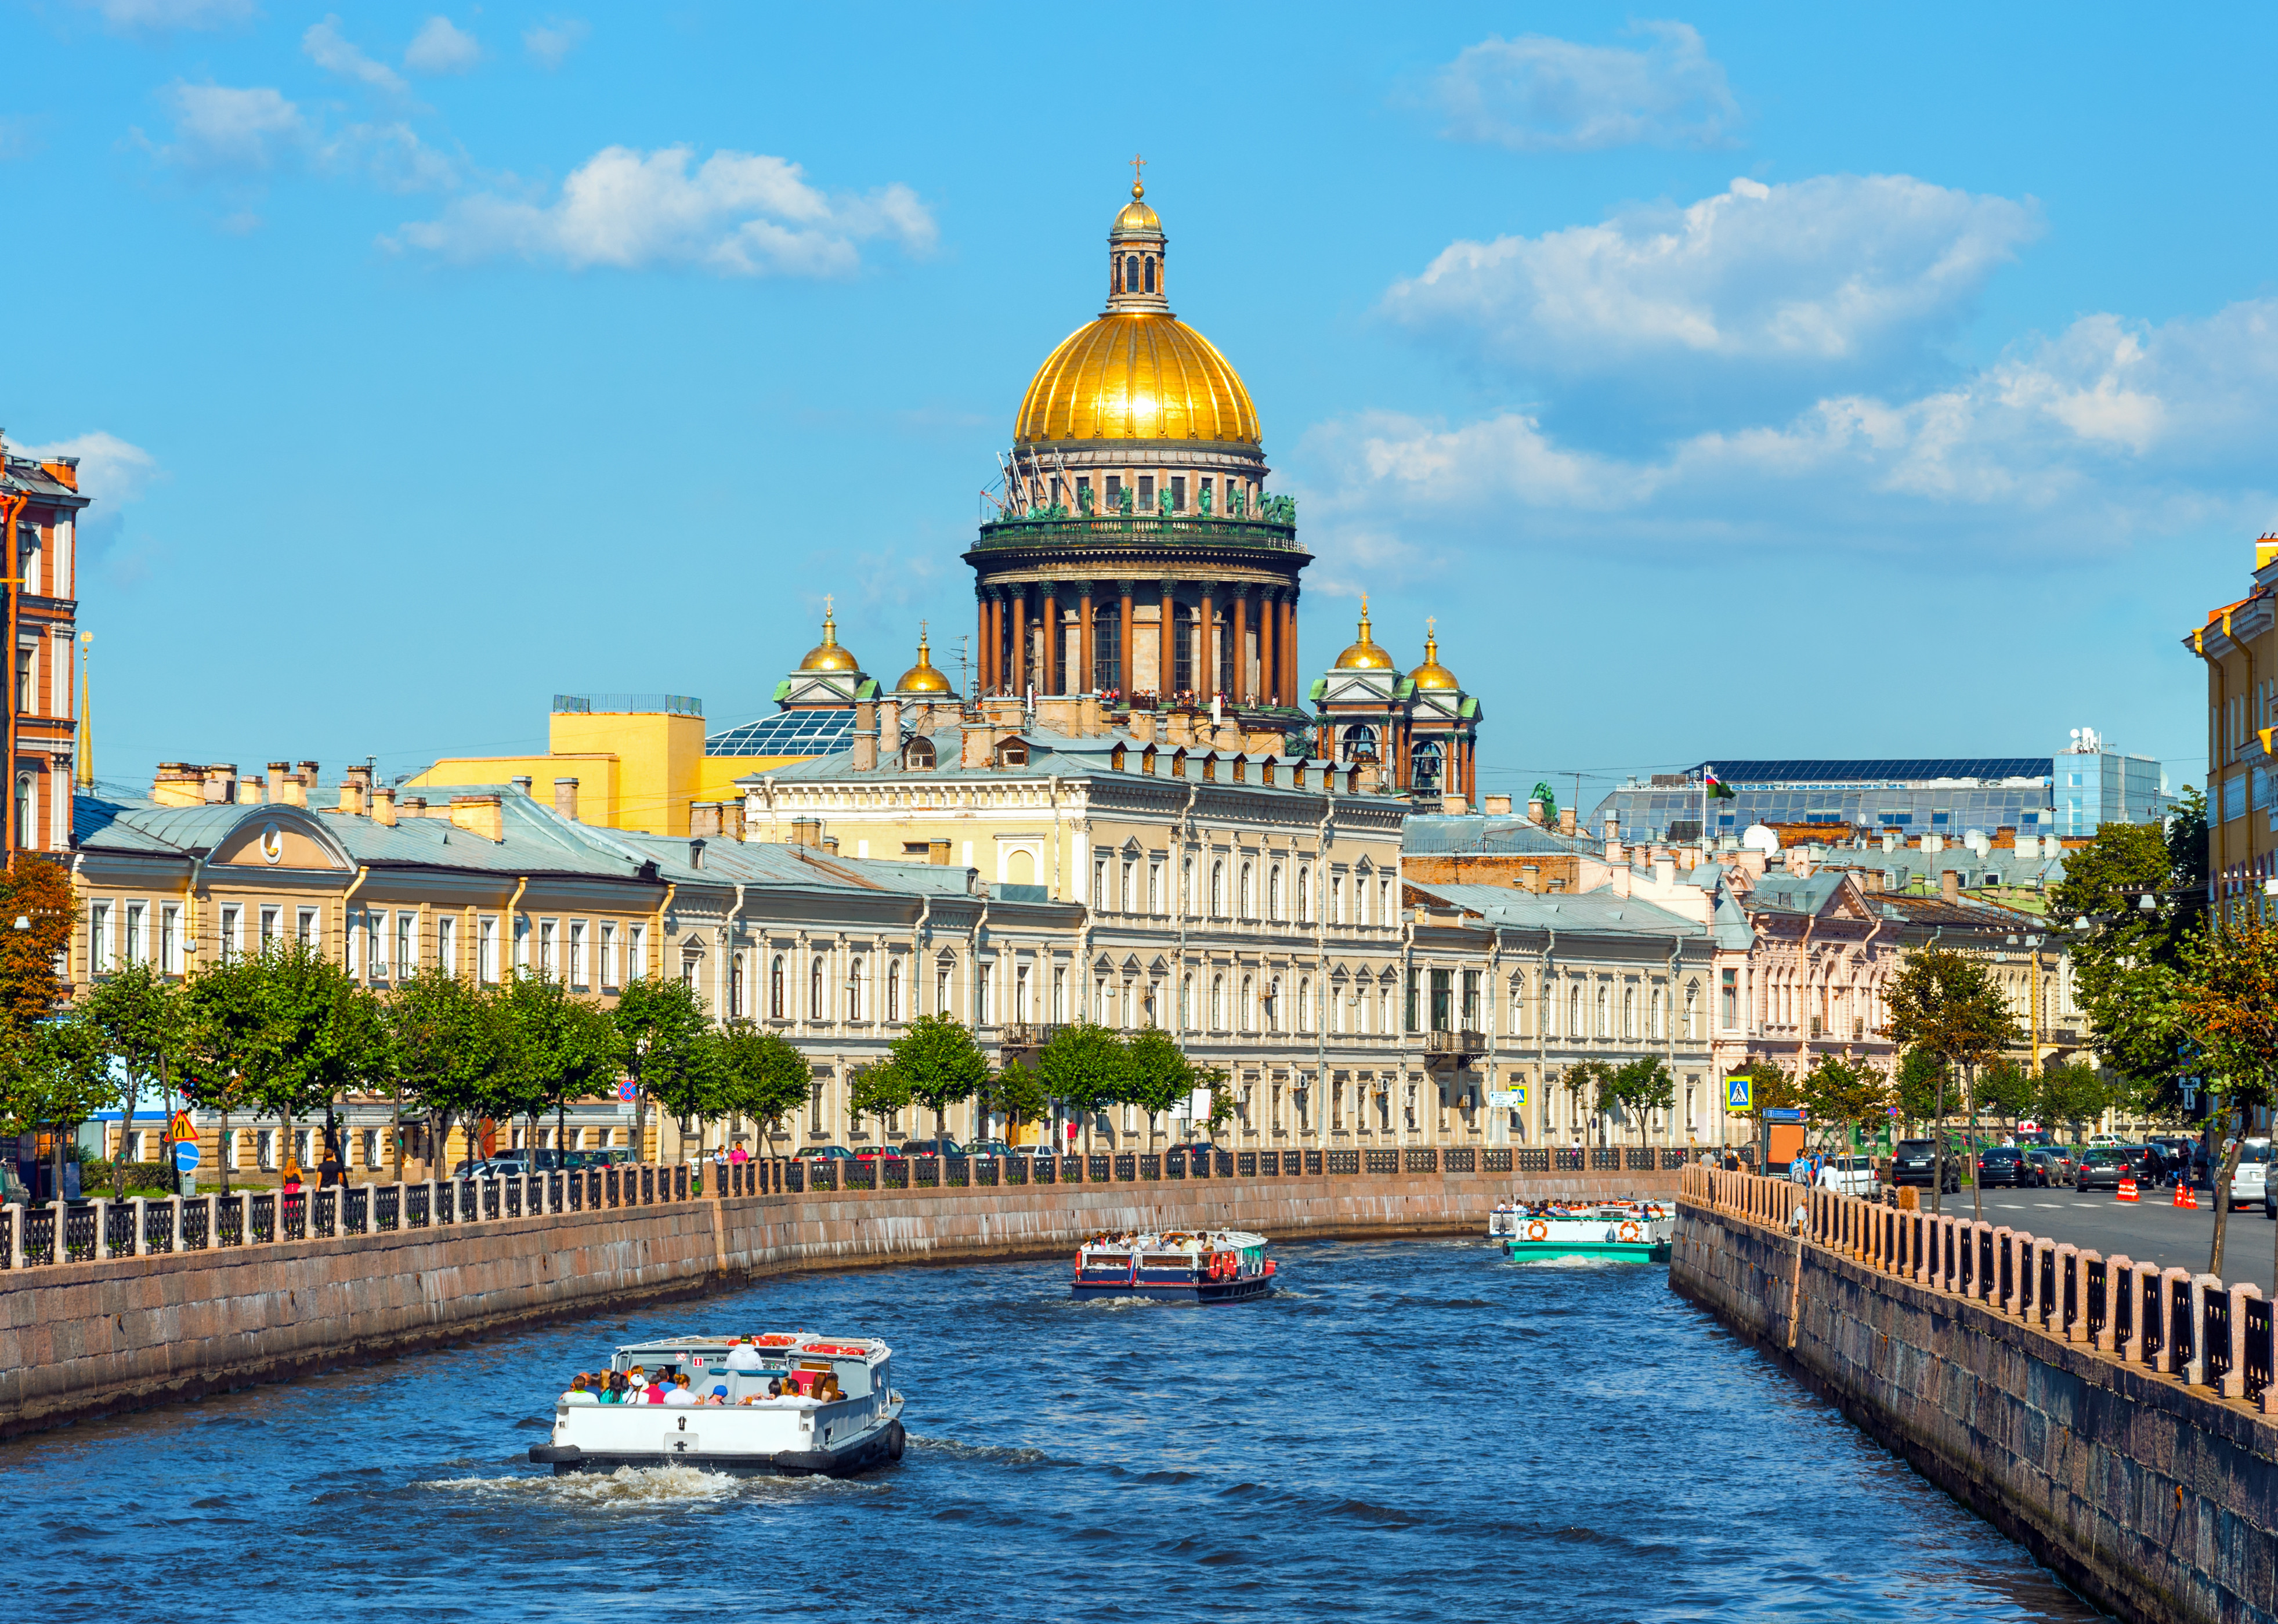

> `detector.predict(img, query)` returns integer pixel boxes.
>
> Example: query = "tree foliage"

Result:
[613,975,708,1158]
[1036,1022,1130,1150]
[84,963,187,1198]
[386,966,508,1174]
[0,859,77,1031]
[714,1021,811,1137]
[887,1013,991,1137]
[1799,1054,1890,1147]
[2175,912,2278,1274]
[1605,1057,1674,1146]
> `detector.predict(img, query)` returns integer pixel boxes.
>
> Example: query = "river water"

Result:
[19,1239,2102,1622]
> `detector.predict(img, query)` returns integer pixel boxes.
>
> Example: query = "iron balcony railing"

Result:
[972,513,1305,554]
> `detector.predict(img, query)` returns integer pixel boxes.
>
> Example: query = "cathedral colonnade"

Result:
[976,577,1300,705]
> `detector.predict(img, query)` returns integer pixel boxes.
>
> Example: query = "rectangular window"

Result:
[160,905,181,975]
[1461,970,1480,1028]
[1405,969,1420,1033]
[629,923,647,978]
[1138,475,1155,508]
[125,902,146,965]
[570,920,588,989]
[437,913,458,976]
[539,919,559,980]
[1429,968,1451,1032]
[1171,476,1186,512]
[1105,474,1123,507]
[15,645,31,715]
[479,916,499,983]
[513,916,530,972]
[1148,860,1162,914]
[1720,968,1737,1029]
[90,901,111,974]
[600,922,617,988]
[1094,858,1108,909]
[396,912,415,977]
[1076,475,1092,512]
[296,907,318,946]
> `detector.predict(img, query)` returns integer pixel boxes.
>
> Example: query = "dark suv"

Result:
[1889,1140,1961,1192]
[2076,1144,2161,1191]
[1975,1146,2032,1187]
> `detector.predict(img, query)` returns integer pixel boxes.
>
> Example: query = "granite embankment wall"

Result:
[1672,1171,2278,1624]
[1,1168,1672,1438]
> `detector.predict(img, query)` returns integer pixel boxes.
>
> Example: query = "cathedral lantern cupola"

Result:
[1310,603,1485,812]
[1106,160,1169,313]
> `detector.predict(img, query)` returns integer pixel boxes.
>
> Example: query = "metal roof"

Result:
[1697,758,2052,784]
[706,710,857,757]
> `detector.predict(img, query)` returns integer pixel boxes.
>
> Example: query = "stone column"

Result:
[2055,1243,2080,1338]
[171,1195,185,1252]
[1280,593,1299,707]
[1258,589,1277,706]
[2230,1283,2260,1399]
[2033,1238,2056,1326]
[1040,586,1059,695]
[1079,582,1095,696]
[2094,1253,2126,1350]
[977,594,993,693]
[1991,1226,2013,1310]
[2120,1258,2146,1361]
[1231,591,1250,704]
[1199,584,1217,700]
[204,1193,219,1249]
[1118,581,1135,699]
[90,1198,109,1261]
[1159,579,1176,696]
[131,1196,148,1257]
[1010,591,1028,695]
[5,1203,19,1269]
[2163,1267,2193,1376]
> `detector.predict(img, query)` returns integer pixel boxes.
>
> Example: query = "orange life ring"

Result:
[755,1333,800,1347]
[1618,1221,1643,1243]
[1524,1220,1549,1242]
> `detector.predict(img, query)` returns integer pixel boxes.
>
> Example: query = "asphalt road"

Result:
[1917,1184,2278,1293]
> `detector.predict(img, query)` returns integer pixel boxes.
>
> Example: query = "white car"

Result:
[2230,1138,2270,1211]
[1814,1155,1878,1196]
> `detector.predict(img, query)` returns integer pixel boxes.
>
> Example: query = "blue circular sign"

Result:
[616,1080,638,1104]
[173,1141,201,1171]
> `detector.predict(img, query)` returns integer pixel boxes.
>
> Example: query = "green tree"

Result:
[501,973,625,1162]
[1564,1059,1617,1144]
[1124,1027,1199,1141]
[1895,1048,1948,1130]
[83,963,188,1198]
[1,1008,111,1200]
[847,1059,912,1144]
[386,966,507,1178]
[1037,1022,1130,1152]
[2175,913,2278,1276]
[714,1021,811,1148]
[613,976,708,1163]
[2034,1060,2113,1138]
[884,1012,990,1143]
[0,859,79,1033]
[1606,1057,1675,1148]
[984,1060,1051,1141]
[180,953,268,1194]
[1799,1055,1891,1151]
[1976,1058,2035,1135]
[1885,947,2023,1220]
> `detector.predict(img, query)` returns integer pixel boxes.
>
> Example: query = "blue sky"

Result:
[8,3,2270,811]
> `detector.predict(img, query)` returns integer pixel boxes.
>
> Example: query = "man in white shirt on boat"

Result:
[662,1374,700,1406]
[725,1338,765,1375]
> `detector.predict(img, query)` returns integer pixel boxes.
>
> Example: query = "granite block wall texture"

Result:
[2,1170,1673,1437]
[1672,1199,2278,1624]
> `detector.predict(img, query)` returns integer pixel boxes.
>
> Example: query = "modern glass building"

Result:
[1592,749,2168,845]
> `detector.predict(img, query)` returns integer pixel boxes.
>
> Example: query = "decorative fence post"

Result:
[5,1202,19,1269]
[2189,1273,2218,1387]
[1991,1227,2013,1312]
[2163,1268,2194,1379]
[2228,1283,2259,1400]
[171,1196,185,1252]
[2055,1243,2079,1339]
[130,1196,149,1257]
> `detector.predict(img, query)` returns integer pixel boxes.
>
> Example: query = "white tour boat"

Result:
[528,1332,906,1477]
[1487,1200,1674,1264]
[1072,1228,1276,1302]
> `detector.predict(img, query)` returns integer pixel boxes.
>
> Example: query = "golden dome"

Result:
[894,626,954,695]
[798,605,860,673]
[1114,187,1160,234]
[1017,313,1259,444]
[1333,597,1397,671]
[1409,624,1459,690]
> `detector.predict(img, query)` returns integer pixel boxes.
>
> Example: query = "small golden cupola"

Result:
[893,624,956,696]
[1408,621,1459,690]
[1333,596,1397,671]
[798,604,860,673]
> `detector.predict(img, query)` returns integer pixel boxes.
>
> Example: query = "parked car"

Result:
[897,1138,967,1159]
[1814,1155,1877,1196]
[1889,1140,1962,1193]
[2037,1146,2079,1184]
[453,1156,526,1179]
[2226,1137,2270,1210]
[853,1144,903,1161]
[2024,1148,2067,1188]
[964,1139,1012,1159]
[798,1146,855,1163]
[2075,1145,2161,1191]
[1975,1146,2033,1188]
[2087,1132,2122,1148]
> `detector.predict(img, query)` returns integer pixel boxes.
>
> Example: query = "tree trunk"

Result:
[556,1099,569,1167]
[115,1069,139,1200]
[1929,1058,1948,1218]
[392,1089,404,1181]
[1966,1062,1982,1225]
[2211,1106,2243,1276]
[219,1106,232,1195]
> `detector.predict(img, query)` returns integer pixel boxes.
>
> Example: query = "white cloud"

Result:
[405,16,482,75]
[1386,174,2041,388]
[388,145,935,276]
[523,17,587,69]
[77,0,255,33]
[18,433,160,505]
[1429,21,1738,152]
[303,15,407,95]
[1295,297,2278,566]
[149,83,306,170]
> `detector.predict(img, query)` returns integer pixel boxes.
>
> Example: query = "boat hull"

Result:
[1503,1239,1671,1264]
[530,1418,905,1478]
[1069,1274,1274,1304]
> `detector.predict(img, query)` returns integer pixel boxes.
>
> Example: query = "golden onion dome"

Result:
[1114,189,1161,235]
[894,626,954,695]
[1333,598,1397,671]
[798,605,860,673]
[1409,625,1459,690]
[1017,314,1258,444]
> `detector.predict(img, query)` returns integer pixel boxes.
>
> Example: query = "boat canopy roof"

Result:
[612,1333,889,1364]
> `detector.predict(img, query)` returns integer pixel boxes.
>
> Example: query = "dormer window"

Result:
[1111,744,1127,772]
[1203,755,1218,783]
[1141,747,1156,776]
[903,737,936,771]
[996,738,1029,768]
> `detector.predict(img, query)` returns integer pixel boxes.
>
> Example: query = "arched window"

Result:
[1180,974,1192,1029]
[1569,986,1582,1036]
[1597,986,1610,1038]
[1297,866,1311,923]
[1652,986,1665,1039]
[811,956,827,1021]
[770,954,785,1019]
[1341,723,1379,762]
[1411,739,1443,791]
[1297,976,1310,1033]
[730,954,744,1018]
[1684,981,1698,1039]
[903,737,936,770]
[1124,254,1141,292]
[848,957,865,1022]
[1242,975,1256,1031]
[1211,974,1225,1029]
[888,959,902,1023]
[1210,861,1225,917]
[13,774,30,852]
[1240,862,1254,918]
[1623,987,1635,1039]
[1268,865,1282,920]
[1144,255,1156,293]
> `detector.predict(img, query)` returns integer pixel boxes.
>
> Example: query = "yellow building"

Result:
[407,612,949,835]
[2189,535,2278,920]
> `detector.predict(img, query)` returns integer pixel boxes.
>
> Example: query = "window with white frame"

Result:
[396,912,415,978]
[1121,860,1135,913]
[437,913,458,976]
[600,922,617,988]
[888,958,902,1023]
[125,901,146,965]
[1094,857,1108,909]
[1240,862,1254,918]
[513,916,530,974]
[539,919,558,980]
[479,916,499,982]
[936,959,952,1015]
[219,903,242,961]
[296,907,318,947]
[1210,974,1225,1029]
[1332,874,1344,924]
[1148,860,1162,914]
[1379,878,1391,924]
[628,923,646,978]
[1297,866,1311,923]
[1268,865,1281,920]
[90,900,111,974]
[570,920,588,989]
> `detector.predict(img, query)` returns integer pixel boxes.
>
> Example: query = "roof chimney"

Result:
[961,722,993,769]
[689,802,723,840]
[789,816,825,849]
[509,775,534,797]
[203,764,238,805]
[928,838,950,865]
[1558,805,1576,836]
[371,784,398,827]
[1483,794,1512,816]
[1526,795,1546,825]
[150,762,203,807]
[554,777,579,822]
[879,699,902,759]
[1941,867,1960,903]
[449,794,504,843]
[851,699,879,772]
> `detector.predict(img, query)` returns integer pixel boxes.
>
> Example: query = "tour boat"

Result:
[528,1333,906,1478]
[1488,1201,1673,1264]
[1072,1229,1276,1303]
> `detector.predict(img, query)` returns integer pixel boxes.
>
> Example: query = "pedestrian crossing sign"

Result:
[1724,1074,1752,1114]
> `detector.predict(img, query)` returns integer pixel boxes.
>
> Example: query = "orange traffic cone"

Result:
[2117,1177,2139,1202]
[2173,1181,2199,1210]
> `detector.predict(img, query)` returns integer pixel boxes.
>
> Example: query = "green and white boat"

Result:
[1488,1201,1673,1264]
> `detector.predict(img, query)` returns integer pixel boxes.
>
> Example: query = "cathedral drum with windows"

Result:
[967,167,1310,722]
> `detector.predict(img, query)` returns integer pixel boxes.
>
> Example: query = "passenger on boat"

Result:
[596,1374,623,1404]
[663,1375,698,1407]
[699,1385,728,1407]
[725,1338,765,1373]
[563,1375,599,1405]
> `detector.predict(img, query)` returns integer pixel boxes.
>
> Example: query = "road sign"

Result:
[1488,1090,1520,1108]
[1762,1107,1803,1124]
[2018,1119,2040,1134]
[169,1112,196,1142]
[1724,1074,1752,1113]
[173,1141,201,1171]
[616,1080,638,1104]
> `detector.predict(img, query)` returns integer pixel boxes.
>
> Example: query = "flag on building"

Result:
[1704,766,1737,800]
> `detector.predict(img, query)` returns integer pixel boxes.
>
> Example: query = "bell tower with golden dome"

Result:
[1310,601,1483,811]
[967,166,1310,725]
